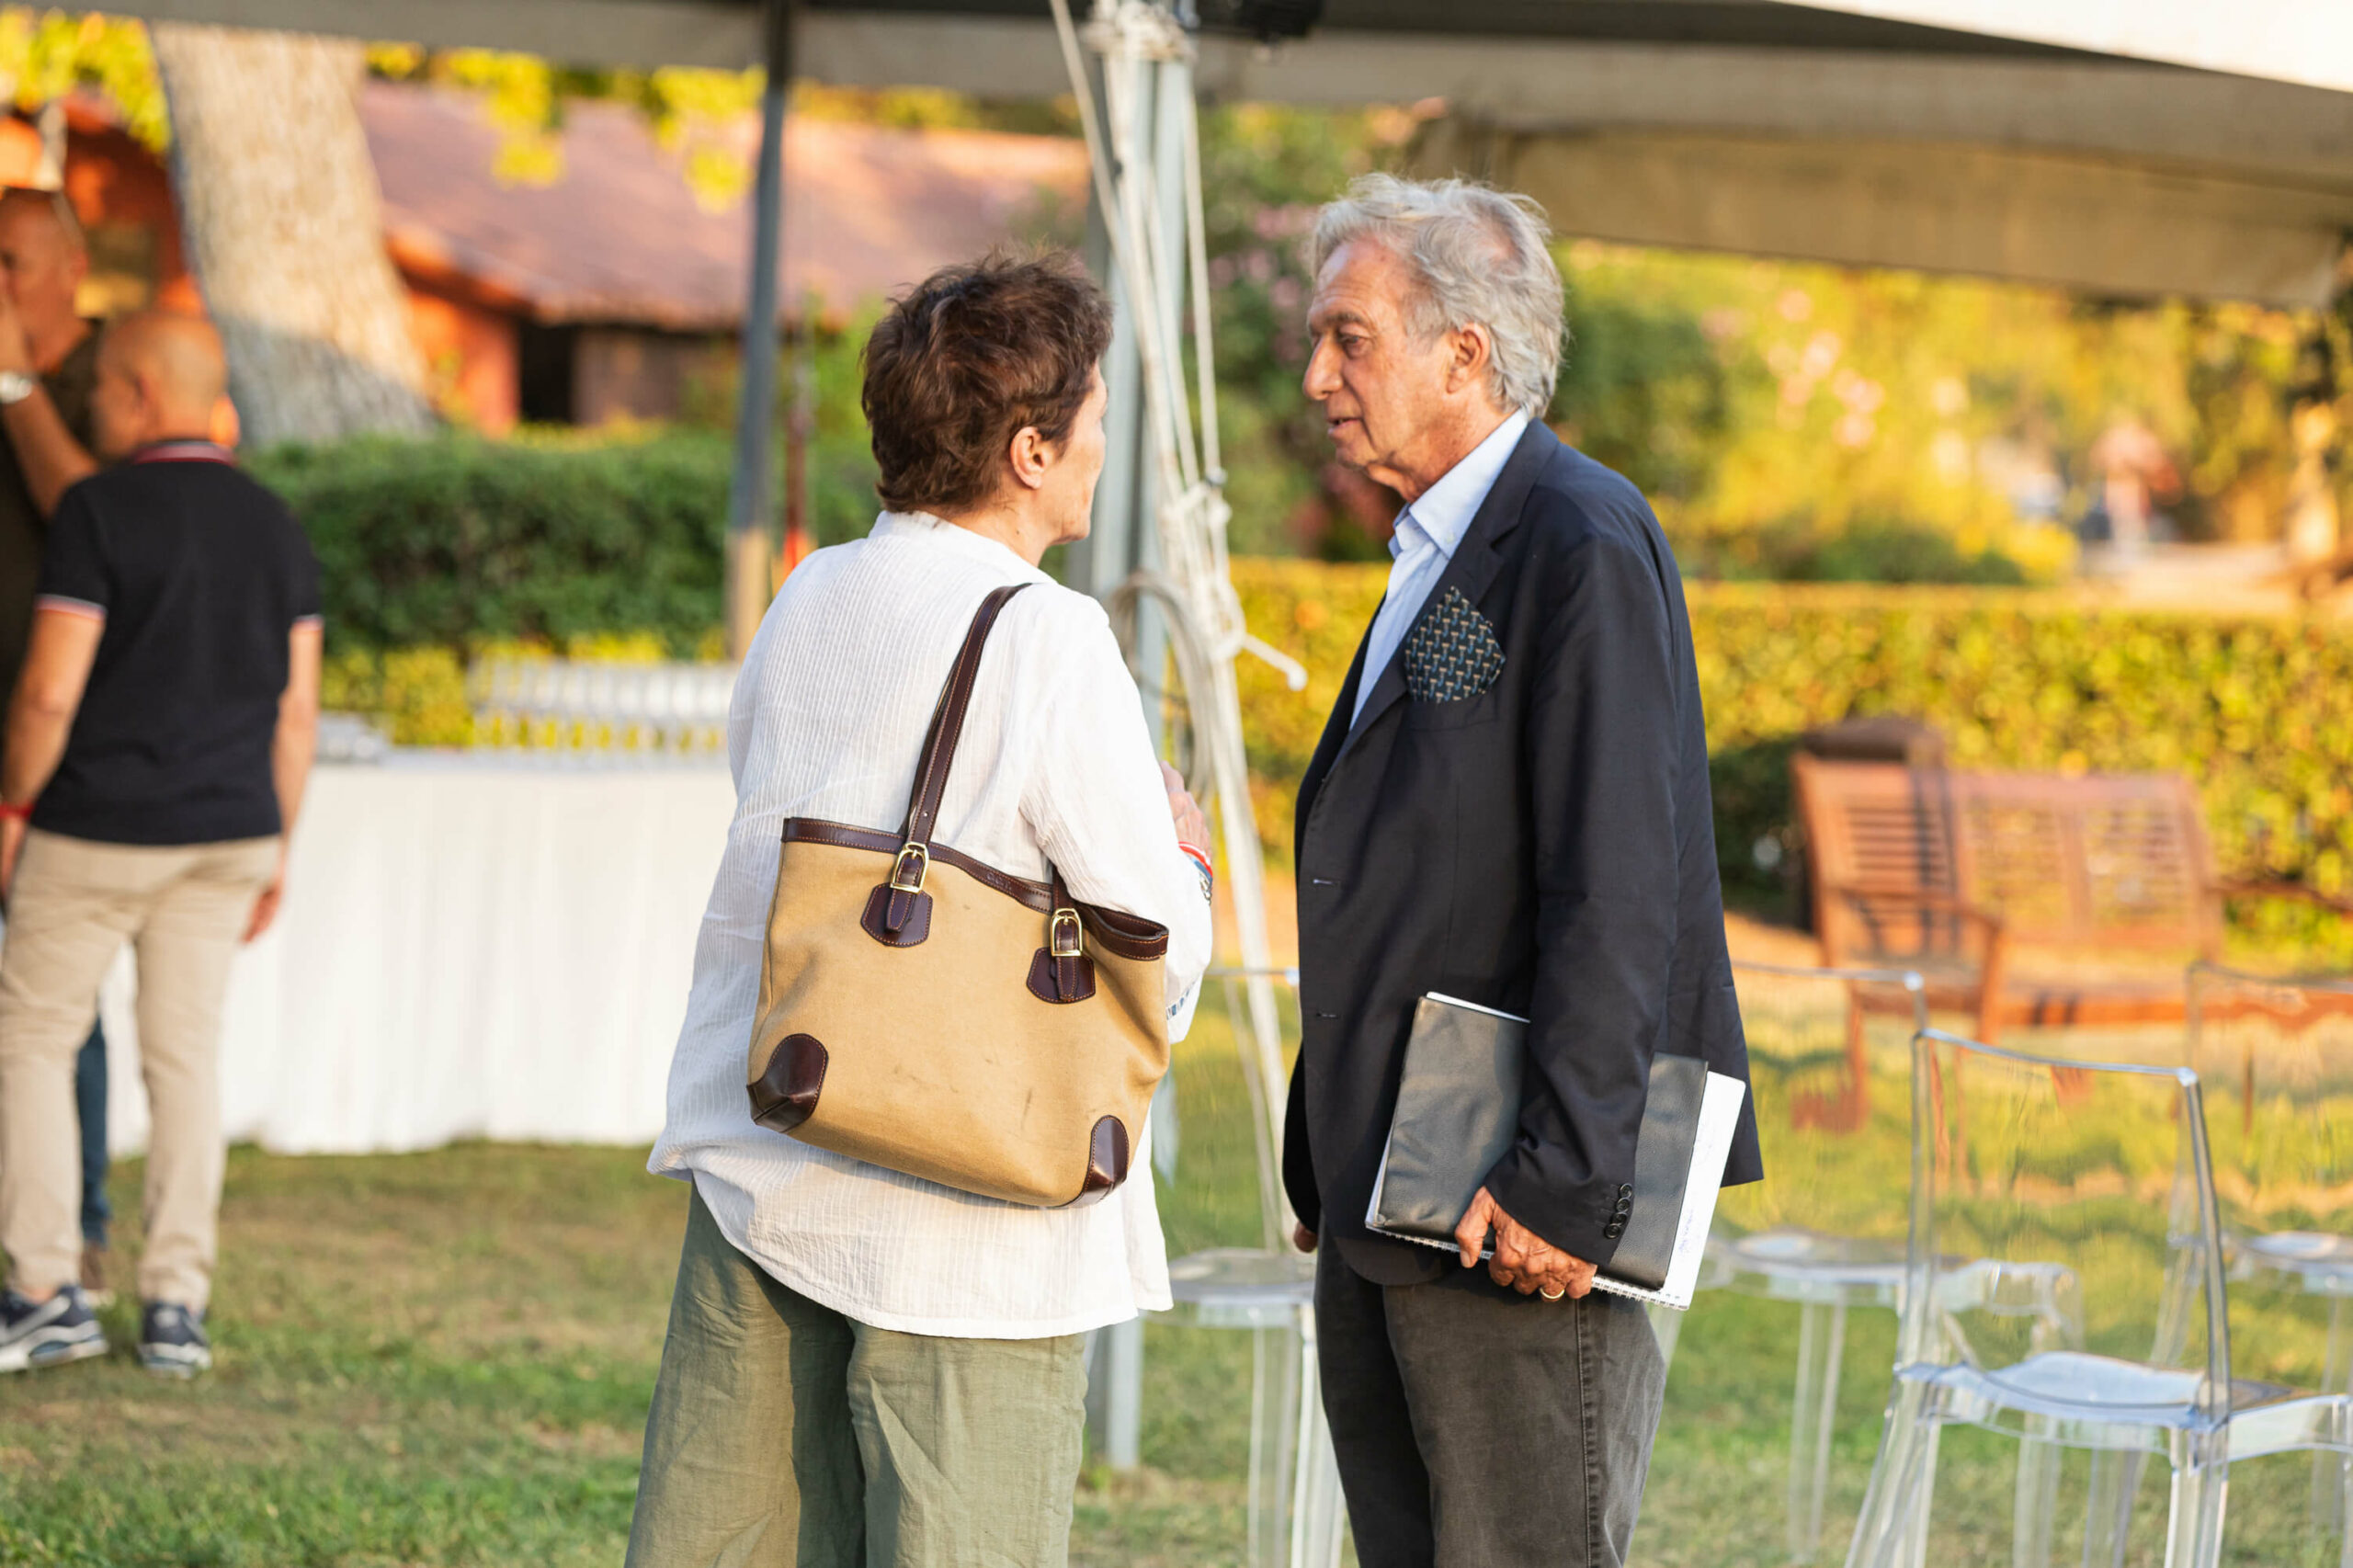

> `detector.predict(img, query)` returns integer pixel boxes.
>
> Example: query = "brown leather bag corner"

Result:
[743,584,1173,1207]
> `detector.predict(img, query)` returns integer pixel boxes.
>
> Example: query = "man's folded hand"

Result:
[1455,1185,1597,1299]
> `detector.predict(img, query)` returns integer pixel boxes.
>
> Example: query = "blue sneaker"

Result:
[138,1301,210,1378]
[0,1286,107,1372]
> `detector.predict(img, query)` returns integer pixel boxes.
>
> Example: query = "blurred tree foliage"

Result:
[0,13,769,205]
[1193,103,1404,556]
[0,10,164,148]
[1577,245,2331,581]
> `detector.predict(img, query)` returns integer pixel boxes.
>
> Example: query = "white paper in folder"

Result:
[1585,1071,1745,1311]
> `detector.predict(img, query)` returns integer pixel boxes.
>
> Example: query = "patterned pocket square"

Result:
[1403,586,1505,702]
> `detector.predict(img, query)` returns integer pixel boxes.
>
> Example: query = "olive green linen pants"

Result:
[625,1185,1089,1568]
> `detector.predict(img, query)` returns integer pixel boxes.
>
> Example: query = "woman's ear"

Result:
[1007,425,1051,493]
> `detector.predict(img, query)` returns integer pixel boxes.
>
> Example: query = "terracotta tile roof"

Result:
[360,81,1086,331]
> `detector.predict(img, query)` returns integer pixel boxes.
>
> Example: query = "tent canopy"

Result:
[105,2,2353,94]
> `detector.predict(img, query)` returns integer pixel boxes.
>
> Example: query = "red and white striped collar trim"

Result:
[131,440,234,465]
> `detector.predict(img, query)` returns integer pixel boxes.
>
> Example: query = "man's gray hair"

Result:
[1310,174,1564,419]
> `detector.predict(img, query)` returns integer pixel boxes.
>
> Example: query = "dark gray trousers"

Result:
[1314,1244,1667,1568]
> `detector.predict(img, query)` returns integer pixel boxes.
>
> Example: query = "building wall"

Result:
[64,121,199,318]
[406,280,520,434]
[572,327,733,429]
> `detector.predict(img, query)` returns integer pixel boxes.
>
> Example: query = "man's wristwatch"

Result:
[0,370,37,406]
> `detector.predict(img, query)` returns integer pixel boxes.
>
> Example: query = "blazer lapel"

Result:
[1294,618,1374,863]
[1334,422,1559,760]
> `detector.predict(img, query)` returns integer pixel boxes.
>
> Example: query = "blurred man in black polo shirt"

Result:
[0,312,320,1377]
[0,187,109,1301]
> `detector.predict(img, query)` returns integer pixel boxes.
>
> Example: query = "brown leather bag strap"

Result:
[899,583,1029,854]
[1043,866,1091,1002]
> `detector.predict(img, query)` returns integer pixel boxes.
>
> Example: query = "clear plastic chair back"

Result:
[2188,965,2353,1310]
[1902,1031,2219,1442]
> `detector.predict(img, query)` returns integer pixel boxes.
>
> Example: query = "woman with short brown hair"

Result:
[625,254,1213,1568]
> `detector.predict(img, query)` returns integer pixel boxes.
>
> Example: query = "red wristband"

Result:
[1176,841,1212,875]
[0,801,32,822]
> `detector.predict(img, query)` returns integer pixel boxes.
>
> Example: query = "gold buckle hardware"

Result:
[1050,908,1084,960]
[889,842,930,893]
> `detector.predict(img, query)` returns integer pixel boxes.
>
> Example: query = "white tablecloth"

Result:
[89,757,735,1157]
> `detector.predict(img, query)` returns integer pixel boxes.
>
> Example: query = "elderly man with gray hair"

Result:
[1281,174,1760,1565]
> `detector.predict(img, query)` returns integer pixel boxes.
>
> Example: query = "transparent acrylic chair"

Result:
[1094,966,1345,1568]
[2187,962,2353,1551]
[1689,960,1930,1564]
[1846,1028,2353,1568]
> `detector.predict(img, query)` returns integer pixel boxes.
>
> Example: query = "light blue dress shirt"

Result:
[1351,410,1529,724]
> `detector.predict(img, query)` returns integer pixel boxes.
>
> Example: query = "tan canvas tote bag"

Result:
[744,583,1174,1207]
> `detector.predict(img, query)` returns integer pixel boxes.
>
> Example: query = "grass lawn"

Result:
[4,1020,2346,1565]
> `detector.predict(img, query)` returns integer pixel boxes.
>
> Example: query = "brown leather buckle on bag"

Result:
[889,841,931,893]
[1030,906,1097,1004]
[863,840,936,946]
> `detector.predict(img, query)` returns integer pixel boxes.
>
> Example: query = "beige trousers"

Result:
[0,830,278,1310]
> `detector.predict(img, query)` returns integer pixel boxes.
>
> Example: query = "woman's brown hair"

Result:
[861,252,1113,515]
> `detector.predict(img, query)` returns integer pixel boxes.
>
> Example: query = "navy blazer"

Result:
[1283,422,1763,1286]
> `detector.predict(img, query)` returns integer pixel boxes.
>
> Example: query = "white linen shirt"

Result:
[1352,410,1528,723]
[650,512,1213,1338]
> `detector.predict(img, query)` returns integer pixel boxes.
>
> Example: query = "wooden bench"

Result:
[1792,756,2353,1045]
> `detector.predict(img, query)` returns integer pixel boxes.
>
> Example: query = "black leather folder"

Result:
[1366,993,1711,1294]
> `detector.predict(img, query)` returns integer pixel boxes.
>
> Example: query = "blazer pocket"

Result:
[1402,686,1506,731]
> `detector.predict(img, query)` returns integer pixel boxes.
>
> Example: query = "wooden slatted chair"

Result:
[1792,756,2353,1044]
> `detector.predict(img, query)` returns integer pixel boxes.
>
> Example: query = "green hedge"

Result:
[1688,585,2350,903]
[249,430,732,655]
[1228,561,2353,959]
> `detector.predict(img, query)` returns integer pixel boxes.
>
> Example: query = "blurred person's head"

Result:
[89,310,227,460]
[1303,175,1563,501]
[861,253,1112,564]
[0,187,88,348]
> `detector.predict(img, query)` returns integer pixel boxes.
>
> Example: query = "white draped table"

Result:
[90,756,736,1157]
